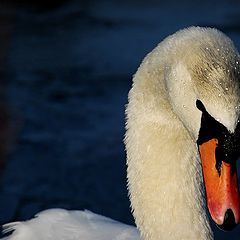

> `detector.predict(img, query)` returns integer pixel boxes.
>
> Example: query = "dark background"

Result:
[0,0,239,239]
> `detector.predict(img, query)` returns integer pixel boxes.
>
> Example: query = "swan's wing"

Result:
[2,209,140,240]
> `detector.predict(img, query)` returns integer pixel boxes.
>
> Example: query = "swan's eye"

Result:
[196,99,206,113]
[196,99,226,145]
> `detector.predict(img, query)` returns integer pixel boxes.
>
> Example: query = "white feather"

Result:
[2,209,140,240]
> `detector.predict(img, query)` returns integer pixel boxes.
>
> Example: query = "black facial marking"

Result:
[196,99,206,113]
[196,100,240,175]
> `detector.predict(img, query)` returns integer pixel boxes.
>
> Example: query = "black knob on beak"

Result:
[217,209,237,231]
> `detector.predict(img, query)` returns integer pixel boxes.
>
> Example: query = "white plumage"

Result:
[2,209,139,240]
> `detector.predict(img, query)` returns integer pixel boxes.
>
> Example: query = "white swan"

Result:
[2,26,240,240]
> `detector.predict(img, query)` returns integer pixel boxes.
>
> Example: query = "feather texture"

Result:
[2,209,139,240]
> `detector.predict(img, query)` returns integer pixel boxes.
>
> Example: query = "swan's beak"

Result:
[198,138,240,231]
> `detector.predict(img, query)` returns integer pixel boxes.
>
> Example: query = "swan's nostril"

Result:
[217,209,237,231]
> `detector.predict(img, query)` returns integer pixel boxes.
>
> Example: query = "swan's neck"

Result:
[126,63,213,240]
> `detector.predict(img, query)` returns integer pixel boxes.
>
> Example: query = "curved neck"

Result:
[126,58,213,240]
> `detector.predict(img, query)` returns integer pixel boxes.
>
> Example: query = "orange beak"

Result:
[199,138,240,230]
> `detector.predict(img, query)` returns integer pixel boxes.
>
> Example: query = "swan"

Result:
[2,26,240,240]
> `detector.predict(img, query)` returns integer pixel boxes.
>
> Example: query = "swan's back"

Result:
[2,209,140,240]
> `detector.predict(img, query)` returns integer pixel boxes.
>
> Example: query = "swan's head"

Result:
[167,28,240,231]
